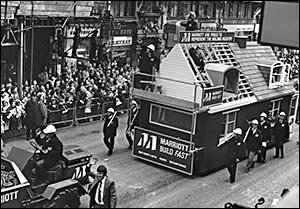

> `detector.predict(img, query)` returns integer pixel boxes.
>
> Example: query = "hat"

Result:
[279,111,286,117]
[107,107,115,113]
[43,124,56,134]
[147,44,155,51]
[252,119,259,125]
[131,100,137,106]
[260,112,267,118]
[189,11,196,18]
[233,128,242,135]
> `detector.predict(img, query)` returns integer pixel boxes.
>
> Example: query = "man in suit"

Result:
[88,165,117,208]
[103,108,119,156]
[257,112,271,163]
[273,111,290,159]
[24,92,38,140]
[243,119,262,173]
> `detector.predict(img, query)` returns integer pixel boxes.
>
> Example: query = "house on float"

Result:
[131,31,298,176]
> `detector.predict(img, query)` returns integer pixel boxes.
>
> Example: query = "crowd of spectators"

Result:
[1,58,135,134]
[274,48,299,80]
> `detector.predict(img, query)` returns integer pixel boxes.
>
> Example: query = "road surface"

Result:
[4,116,299,208]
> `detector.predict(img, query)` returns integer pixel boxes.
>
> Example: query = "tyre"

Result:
[49,188,80,208]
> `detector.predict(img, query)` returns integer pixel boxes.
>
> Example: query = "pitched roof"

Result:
[230,42,295,101]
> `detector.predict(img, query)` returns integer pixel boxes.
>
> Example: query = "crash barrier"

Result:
[48,98,130,127]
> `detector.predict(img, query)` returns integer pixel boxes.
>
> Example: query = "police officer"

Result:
[273,111,289,159]
[34,124,63,183]
[257,112,271,163]
[125,100,139,149]
[243,119,262,173]
[103,108,119,156]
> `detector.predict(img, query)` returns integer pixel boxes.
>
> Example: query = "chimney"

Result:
[235,36,248,48]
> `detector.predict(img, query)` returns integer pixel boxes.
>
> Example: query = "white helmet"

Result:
[131,100,138,106]
[279,111,286,117]
[233,128,242,135]
[147,44,155,51]
[252,119,259,125]
[107,107,115,113]
[43,124,56,134]
[260,112,267,118]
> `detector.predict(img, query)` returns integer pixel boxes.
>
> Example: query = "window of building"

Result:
[269,98,282,118]
[149,104,193,134]
[112,1,136,17]
[269,62,289,89]
[224,69,240,94]
[221,109,239,136]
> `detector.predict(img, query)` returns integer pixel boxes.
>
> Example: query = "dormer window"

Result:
[269,62,289,89]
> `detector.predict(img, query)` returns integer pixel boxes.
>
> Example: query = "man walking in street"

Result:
[243,119,262,173]
[257,112,271,163]
[87,165,117,208]
[273,111,290,159]
[218,128,243,183]
[125,100,139,149]
[24,92,38,140]
[103,108,119,156]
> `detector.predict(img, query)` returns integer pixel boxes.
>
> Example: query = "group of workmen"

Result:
[222,111,290,183]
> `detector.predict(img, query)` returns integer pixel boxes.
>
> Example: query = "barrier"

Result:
[2,97,131,138]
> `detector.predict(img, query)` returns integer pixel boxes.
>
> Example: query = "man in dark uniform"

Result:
[34,124,63,183]
[180,11,198,31]
[218,128,243,183]
[257,112,271,163]
[125,100,139,149]
[103,108,119,156]
[243,119,262,173]
[273,111,290,159]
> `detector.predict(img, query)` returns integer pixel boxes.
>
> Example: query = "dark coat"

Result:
[181,19,198,31]
[42,134,63,169]
[24,100,38,129]
[245,127,262,152]
[226,135,243,165]
[127,107,138,131]
[103,115,119,138]
[36,102,48,126]
[88,176,117,208]
[273,118,290,142]
[258,121,271,142]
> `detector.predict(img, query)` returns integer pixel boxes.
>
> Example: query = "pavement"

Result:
[3,116,299,208]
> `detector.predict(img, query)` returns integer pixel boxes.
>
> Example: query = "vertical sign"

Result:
[133,127,194,175]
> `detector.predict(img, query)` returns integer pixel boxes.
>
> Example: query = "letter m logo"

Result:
[137,133,157,150]
[180,32,191,43]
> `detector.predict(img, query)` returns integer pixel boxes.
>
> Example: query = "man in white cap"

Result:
[103,108,119,155]
[33,124,63,183]
[180,11,198,31]
[125,100,139,149]
[257,112,271,163]
[221,128,243,183]
[243,119,262,173]
[273,111,289,158]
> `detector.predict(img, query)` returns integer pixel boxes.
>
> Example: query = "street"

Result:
[4,116,299,208]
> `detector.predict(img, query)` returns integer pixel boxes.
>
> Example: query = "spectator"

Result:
[36,92,48,127]
[180,11,198,31]
[25,93,39,140]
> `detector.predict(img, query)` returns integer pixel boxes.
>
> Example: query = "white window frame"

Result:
[222,109,239,136]
[269,98,283,118]
[269,61,289,89]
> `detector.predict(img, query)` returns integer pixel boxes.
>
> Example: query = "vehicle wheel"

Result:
[50,188,80,208]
